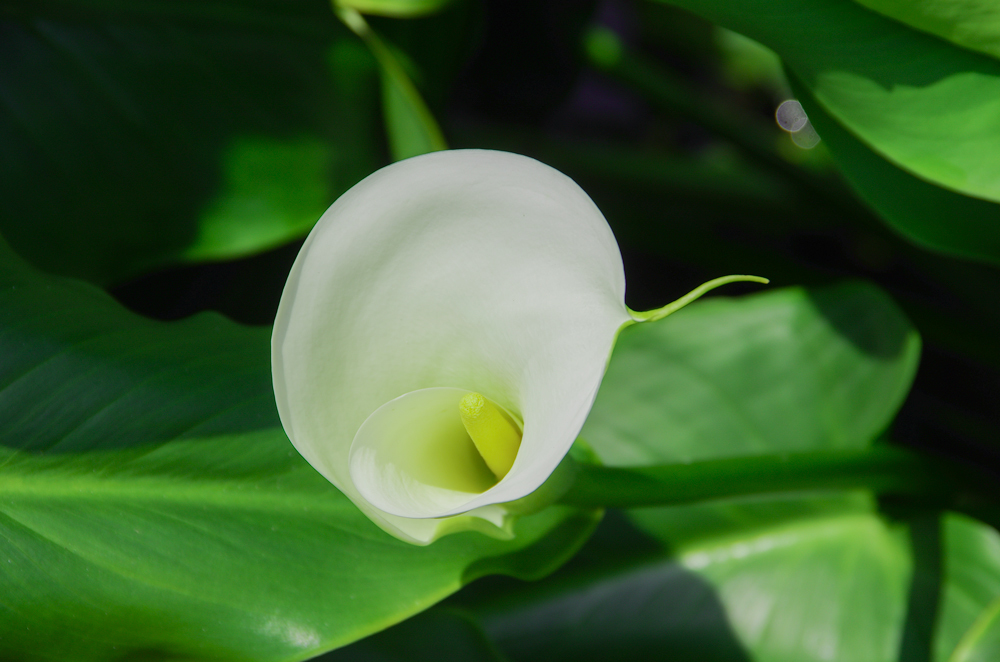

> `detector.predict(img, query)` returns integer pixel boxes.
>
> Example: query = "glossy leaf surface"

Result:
[474,506,1000,662]
[481,496,911,662]
[652,0,1000,261]
[485,282,924,662]
[0,237,599,661]
[656,0,1000,203]
[582,282,921,465]
[790,74,1000,264]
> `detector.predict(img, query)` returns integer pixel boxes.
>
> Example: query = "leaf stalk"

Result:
[559,446,994,512]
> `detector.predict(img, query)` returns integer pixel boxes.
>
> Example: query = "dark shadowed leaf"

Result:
[318,607,507,661]
[0,0,384,284]
[851,0,1000,61]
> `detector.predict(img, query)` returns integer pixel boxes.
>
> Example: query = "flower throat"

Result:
[459,392,522,479]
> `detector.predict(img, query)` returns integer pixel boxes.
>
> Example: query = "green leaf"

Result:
[582,279,920,586]
[336,7,448,161]
[0,1,383,284]
[714,27,787,92]
[181,137,332,262]
[582,282,921,465]
[851,0,1000,61]
[466,507,1000,662]
[950,601,1000,662]
[650,0,1000,252]
[319,607,507,661]
[0,237,599,661]
[478,496,912,662]
[789,73,1000,264]
[379,56,448,160]
[939,515,1000,662]
[456,283,997,662]
[497,281,923,662]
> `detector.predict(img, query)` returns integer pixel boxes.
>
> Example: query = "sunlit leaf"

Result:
[851,0,1000,61]
[460,508,1000,662]
[582,282,920,465]
[501,281,924,662]
[788,74,1000,264]
[650,0,1000,261]
[0,236,599,661]
[939,515,1000,662]
[949,603,1000,662]
[478,496,911,662]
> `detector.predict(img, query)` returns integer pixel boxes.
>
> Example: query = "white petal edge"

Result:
[272,149,630,544]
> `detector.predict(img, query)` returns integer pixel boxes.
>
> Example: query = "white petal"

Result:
[271,149,630,543]
[350,387,499,517]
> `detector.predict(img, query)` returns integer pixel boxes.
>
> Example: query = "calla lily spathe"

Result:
[271,149,631,544]
[271,150,768,544]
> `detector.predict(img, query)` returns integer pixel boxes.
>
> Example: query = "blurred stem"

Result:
[335,0,455,19]
[334,3,448,159]
[559,446,994,511]
[583,27,871,221]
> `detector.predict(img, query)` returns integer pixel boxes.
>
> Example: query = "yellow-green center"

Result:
[459,392,522,479]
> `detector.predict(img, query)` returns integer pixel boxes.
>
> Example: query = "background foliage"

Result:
[3,0,1000,660]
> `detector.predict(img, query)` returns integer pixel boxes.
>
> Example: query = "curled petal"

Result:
[272,149,631,544]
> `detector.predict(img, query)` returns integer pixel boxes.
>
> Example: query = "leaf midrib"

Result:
[0,460,348,514]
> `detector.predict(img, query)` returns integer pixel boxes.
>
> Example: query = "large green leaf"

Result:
[0,0,383,284]
[652,0,1000,259]
[582,282,921,465]
[488,282,923,662]
[455,283,996,662]
[851,0,1000,61]
[788,74,1000,264]
[0,237,599,661]
[472,506,1000,662]
[478,496,912,662]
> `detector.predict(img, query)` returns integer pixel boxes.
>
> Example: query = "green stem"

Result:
[333,3,448,157]
[559,446,982,510]
[629,274,769,322]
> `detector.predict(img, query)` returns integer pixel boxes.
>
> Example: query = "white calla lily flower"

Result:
[272,149,628,544]
[272,149,762,544]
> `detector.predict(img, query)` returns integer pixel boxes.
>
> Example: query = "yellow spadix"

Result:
[459,392,522,479]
